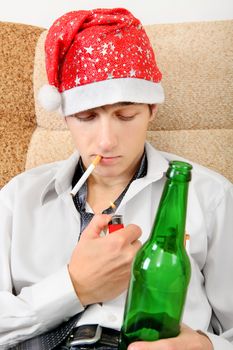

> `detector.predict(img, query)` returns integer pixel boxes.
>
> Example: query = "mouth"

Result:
[95,155,121,165]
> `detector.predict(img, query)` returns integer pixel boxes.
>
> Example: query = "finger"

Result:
[81,214,112,239]
[129,338,178,350]
[114,224,142,244]
[128,341,161,350]
[131,239,142,253]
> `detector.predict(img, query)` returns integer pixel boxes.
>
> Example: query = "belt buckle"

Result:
[68,324,102,346]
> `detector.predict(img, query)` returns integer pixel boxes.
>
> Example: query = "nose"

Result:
[97,117,118,152]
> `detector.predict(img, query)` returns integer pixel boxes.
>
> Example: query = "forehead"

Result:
[101,102,137,111]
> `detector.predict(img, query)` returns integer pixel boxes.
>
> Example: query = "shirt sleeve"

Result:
[203,183,233,349]
[0,194,84,348]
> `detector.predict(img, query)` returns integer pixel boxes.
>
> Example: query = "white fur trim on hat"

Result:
[38,84,62,112]
[60,78,165,116]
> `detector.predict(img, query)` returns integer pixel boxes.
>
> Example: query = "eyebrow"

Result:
[88,102,136,112]
[72,102,137,118]
[117,102,135,106]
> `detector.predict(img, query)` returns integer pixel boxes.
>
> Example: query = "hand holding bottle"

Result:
[127,323,213,350]
[68,214,142,306]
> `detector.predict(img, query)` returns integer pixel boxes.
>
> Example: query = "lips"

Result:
[99,156,121,164]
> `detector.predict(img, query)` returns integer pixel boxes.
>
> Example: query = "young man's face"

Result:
[65,103,156,181]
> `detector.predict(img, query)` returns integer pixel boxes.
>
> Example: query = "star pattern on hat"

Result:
[130,69,136,77]
[45,8,162,93]
[101,48,108,56]
[115,31,123,39]
[75,75,81,85]
[84,46,94,54]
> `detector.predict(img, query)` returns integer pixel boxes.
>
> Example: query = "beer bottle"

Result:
[119,160,192,349]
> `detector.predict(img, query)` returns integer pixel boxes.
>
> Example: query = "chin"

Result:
[96,168,121,178]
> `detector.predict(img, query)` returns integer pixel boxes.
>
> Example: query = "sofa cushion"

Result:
[28,20,233,182]
[0,22,43,187]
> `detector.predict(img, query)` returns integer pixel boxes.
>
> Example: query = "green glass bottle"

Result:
[119,160,192,349]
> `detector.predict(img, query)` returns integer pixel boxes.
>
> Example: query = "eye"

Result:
[117,114,136,121]
[75,113,96,122]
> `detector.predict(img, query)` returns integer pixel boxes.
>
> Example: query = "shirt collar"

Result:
[72,149,148,213]
[145,142,169,180]
[40,142,169,205]
[115,143,168,209]
[40,152,79,204]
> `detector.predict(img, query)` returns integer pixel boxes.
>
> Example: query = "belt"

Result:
[64,324,120,349]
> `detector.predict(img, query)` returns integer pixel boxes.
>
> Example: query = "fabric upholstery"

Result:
[0,20,232,187]
[0,22,43,188]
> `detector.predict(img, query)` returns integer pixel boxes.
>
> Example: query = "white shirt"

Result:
[0,143,233,349]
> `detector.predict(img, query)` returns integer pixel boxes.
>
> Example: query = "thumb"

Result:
[81,214,112,239]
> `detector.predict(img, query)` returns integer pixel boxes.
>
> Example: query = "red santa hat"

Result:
[38,8,164,116]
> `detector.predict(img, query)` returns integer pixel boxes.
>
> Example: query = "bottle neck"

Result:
[150,178,189,248]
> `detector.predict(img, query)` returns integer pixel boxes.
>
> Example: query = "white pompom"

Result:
[38,84,61,112]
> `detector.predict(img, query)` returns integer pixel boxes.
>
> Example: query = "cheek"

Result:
[123,129,147,155]
[67,121,87,141]
[131,123,148,140]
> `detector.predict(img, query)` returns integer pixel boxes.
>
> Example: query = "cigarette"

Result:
[109,201,116,211]
[70,155,101,196]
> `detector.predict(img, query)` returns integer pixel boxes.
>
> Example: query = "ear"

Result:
[149,104,158,121]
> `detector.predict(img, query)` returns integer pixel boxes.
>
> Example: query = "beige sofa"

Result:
[0,20,232,188]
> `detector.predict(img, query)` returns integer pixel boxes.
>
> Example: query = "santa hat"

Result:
[38,8,164,116]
